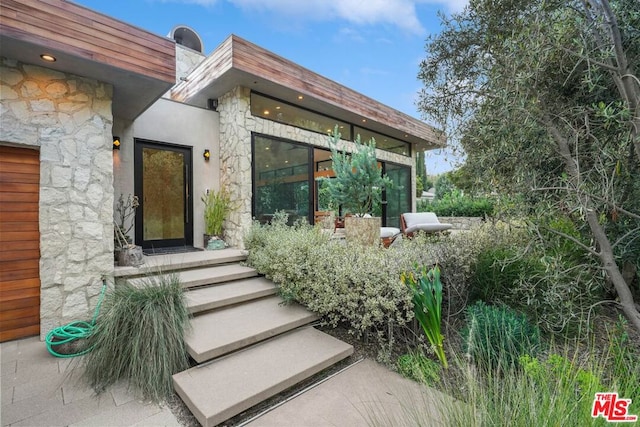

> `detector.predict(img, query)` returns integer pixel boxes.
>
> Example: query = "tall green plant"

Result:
[462,301,540,370]
[402,265,448,369]
[320,126,392,216]
[202,188,232,236]
[82,273,190,403]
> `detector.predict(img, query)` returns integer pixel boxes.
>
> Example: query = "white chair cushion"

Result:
[405,223,452,233]
[403,212,439,228]
[380,227,401,238]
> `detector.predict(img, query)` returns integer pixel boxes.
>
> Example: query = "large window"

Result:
[384,163,411,228]
[250,92,411,157]
[354,127,411,157]
[251,93,352,140]
[252,135,312,224]
[252,134,412,227]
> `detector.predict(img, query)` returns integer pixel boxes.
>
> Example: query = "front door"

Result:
[134,139,193,249]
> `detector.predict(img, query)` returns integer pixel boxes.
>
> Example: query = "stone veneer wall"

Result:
[438,216,484,230]
[0,58,114,338]
[174,45,205,85]
[217,86,414,248]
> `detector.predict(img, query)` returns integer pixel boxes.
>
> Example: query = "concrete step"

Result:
[185,277,277,314]
[173,327,354,427]
[127,264,258,289]
[115,248,248,279]
[185,296,317,363]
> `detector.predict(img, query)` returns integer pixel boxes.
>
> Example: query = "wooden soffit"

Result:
[0,0,176,120]
[171,35,445,151]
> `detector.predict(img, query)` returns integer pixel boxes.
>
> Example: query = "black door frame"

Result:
[133,138,193,249]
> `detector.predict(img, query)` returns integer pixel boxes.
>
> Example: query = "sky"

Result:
[73,0,468,174]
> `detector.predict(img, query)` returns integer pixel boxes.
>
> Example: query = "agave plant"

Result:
[402,265,448,369]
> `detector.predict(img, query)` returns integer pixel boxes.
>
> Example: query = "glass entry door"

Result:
[134,139,193,249]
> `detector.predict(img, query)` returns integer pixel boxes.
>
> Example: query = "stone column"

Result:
[0,57,114,338]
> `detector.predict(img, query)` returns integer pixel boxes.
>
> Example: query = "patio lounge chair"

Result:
[380,226,401,248]
[400,212,452,237]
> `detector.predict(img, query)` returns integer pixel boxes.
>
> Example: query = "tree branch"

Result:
[541,226,600,256]
[589,194,640,220]
[612,227,640,250]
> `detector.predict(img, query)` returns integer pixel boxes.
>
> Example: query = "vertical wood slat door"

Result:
[0,145,40,342]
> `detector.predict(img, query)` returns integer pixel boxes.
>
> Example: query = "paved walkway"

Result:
[244,359,445,427]
[2,337,446,427]
[1,337,179,426]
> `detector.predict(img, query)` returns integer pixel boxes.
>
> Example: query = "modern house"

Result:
[0,0,444,342]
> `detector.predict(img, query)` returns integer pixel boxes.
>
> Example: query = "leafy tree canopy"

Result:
[418,0,640,331]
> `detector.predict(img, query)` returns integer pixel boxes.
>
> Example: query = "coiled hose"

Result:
[45,278,108,358]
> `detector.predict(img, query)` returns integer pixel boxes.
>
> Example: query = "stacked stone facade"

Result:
[0,58,114,337]
[438,216,485,230]
[174,44,205,85]
[217,86,415,248]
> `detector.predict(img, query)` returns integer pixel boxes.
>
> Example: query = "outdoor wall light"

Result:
[113,137,121,150]
[203,149,210,161]
[40,54,57,62]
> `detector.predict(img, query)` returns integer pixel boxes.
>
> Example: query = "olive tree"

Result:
[418,0,640,331]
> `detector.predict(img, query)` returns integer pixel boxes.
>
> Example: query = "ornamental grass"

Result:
[81,273,190,403]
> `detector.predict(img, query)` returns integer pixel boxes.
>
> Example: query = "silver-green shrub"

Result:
[244,216,525,358]
[245,215,415,358]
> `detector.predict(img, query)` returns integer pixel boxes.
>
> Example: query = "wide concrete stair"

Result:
[120,249,353,427]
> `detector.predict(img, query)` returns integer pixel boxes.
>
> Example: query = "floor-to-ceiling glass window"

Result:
[384,163,411,228]
[252,135,312,224]
[252,134,412,227]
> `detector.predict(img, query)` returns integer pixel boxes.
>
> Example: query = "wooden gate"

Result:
[0,145,40,342]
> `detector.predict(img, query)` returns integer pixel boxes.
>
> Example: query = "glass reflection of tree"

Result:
[294,181,309,218]
[385,166,410,228]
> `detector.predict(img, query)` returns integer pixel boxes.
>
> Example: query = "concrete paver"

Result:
[246,359,447,427]
[174,327,353,427]
[1,316,446,427]
[1,337,180,427]
[185,296,317,363]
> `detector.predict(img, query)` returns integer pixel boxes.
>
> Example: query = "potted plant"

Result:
[114,194,144,266]
[201,187,232,250]
[321,126,392,245]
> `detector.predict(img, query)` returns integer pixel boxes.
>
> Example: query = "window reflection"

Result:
[251,93,351,140]
[253,135,310,224]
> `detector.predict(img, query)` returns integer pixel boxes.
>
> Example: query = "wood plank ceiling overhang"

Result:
[0,0,176,120]
[171,35,445,152]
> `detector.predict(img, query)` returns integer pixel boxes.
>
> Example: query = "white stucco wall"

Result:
[113,97,219,248]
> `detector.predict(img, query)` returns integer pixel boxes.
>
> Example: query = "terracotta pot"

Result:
[344,216,381,246]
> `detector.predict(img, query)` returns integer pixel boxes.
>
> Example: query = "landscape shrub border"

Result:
[244,214,527,359]
[418,190,495,217]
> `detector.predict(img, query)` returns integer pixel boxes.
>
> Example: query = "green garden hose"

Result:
[45,278,108,358]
